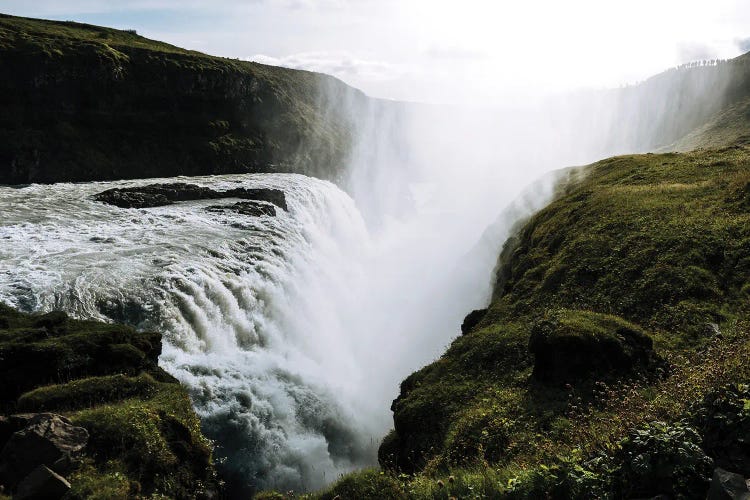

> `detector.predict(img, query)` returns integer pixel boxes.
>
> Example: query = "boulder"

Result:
[205,201,277,217]
[14,465,70,500]
[461,308,487,335]
[529,309,663,384]
[0,413,88,488]
[707,468,750,500]
[93,183,287,210]
[0,414,37,451]
[32,311,68,333]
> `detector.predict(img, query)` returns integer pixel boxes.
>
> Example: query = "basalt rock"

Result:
[14,465,71,500]
[205,200,277,217]
[94,182,287,211]
[460,308,487,335]
[0,413,88,489]
[707,468,750,500]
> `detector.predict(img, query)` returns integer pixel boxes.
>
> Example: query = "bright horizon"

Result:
[3,1,749,103]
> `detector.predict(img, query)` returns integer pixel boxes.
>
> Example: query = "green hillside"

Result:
[0,14,366,184]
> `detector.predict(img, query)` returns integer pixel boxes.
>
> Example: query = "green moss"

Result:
[16,373,160,412]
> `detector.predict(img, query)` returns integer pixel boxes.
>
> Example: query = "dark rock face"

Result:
[93,183,287,210]
[460,308,487,335]
[0,15,372,184]
[206,201,277,217]
[14,465,70,500]
[707,468,750,500]
[529,309,663,384]
[0,413,87,490]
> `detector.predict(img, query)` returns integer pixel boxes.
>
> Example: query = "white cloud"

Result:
[249,52,405,82]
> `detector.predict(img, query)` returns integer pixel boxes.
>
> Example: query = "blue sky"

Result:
[3,0,749,103]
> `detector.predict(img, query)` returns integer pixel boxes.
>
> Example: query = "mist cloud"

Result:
[737,37,750,53]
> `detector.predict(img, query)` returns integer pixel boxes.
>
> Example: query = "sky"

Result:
[3,0,750,103]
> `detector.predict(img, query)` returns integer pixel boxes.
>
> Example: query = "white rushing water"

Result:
[0,170,548,493]
[0,174,381,490]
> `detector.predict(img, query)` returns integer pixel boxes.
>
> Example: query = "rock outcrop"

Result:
[707,468,750,500]
[460,308,487,335]
[529,309,663,384]
[206,201,277,217]
[93,182,287,210]
[0,413,87,498]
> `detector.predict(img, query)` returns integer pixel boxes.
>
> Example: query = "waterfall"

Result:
[0,174,382,491]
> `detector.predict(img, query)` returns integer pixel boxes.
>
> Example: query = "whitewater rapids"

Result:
[0,168,550,493]
[0,173,386,491]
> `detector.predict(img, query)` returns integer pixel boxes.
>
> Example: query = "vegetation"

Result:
[0,304,218,498]
[0,13,368,184]
[255,142,750,499]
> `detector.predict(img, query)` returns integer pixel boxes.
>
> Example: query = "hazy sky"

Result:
[3,0,750,102]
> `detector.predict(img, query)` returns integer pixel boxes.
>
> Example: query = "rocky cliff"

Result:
[0,14,368,184]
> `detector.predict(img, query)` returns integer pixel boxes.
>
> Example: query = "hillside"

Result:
[289,143,750,499]
[0,14,367,184]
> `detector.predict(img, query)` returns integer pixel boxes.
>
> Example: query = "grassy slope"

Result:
[0,305,217,499]
[285,143,750,499]
[0,14,366,184]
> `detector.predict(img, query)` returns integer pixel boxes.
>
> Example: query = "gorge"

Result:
[1,12,750,500]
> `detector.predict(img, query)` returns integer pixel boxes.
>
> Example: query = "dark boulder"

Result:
[0,413,88,488]
[32,311,68,334]
[707,468,750,500]
[93,183,287,210]
[14,465,70,500]
[529,309,663,384]
[205,201,276,217]
[461,308,487,335]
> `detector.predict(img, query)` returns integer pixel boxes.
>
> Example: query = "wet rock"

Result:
[461,308,487,335]
[0,413,88,488]
[94,183,287,210]
[707,468,750,500]
[14,465,70,500]
[205,201,276,217]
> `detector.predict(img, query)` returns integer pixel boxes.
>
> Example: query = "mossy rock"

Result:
[0,304,217,498]
[0,303,169,407]
[529,309,663,384]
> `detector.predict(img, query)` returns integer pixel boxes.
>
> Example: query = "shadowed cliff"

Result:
[0,14,369,184]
